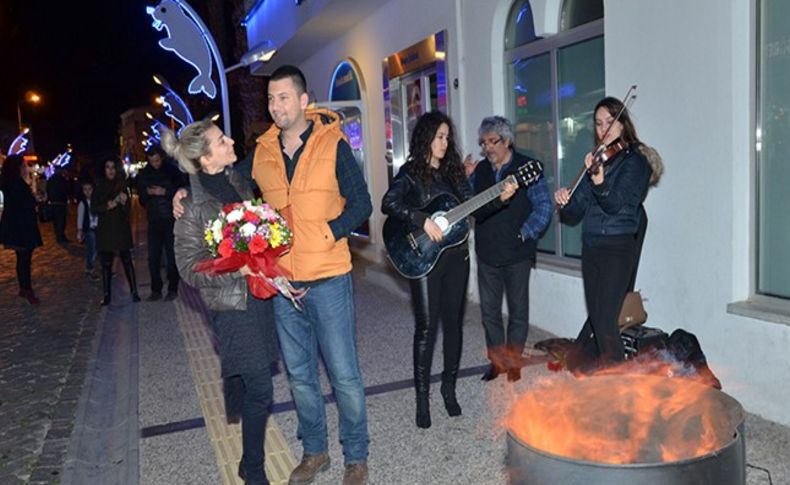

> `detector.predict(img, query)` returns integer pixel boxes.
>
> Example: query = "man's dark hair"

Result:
[146,144,166,159]
[270,65,307,94]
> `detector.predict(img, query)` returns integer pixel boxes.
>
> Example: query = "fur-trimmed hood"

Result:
[638,143,664,186]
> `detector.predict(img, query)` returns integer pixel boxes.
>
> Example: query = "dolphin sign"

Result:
[147,0,217,99]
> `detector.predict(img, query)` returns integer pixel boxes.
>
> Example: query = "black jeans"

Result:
[239,368,273,485]
[52,204,67,242]
[578,236,637,366]
[15,249,33,290]
[146,220,179,293]
[477,258,531,369]
[409,246,469,393]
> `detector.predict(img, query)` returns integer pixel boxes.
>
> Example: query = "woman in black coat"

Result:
[92,158,139,305]
[0,154,43,304]
[381,111,473,429]
[165,121,277,485]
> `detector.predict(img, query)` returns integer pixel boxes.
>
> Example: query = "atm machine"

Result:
[382,31,449,182]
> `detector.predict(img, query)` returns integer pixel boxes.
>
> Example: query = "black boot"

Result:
[441,371,462,417]
[100,260,112,306]
[416,392,431,429]
[121,256,141,302]
[410,278,434,429]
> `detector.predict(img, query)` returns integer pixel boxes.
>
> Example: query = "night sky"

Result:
[0,0,216,162]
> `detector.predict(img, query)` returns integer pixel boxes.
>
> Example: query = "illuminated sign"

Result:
[147,0,218,98]
[8,129,30,155]
[329,61,361,102]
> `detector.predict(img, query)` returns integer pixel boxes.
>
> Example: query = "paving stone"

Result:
[0,206,142,483]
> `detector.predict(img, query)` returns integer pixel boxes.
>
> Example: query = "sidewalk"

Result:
[2,206,789,485]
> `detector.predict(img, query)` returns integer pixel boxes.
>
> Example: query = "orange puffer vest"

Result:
[252,108,351,281]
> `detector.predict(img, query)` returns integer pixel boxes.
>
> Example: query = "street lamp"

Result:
[17,91,42,132]
[225,40,277,73]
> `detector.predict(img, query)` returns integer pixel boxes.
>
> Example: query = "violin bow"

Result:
[565,85,638,200]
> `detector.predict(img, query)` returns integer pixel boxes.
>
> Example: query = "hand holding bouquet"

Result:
[195,199,306,309]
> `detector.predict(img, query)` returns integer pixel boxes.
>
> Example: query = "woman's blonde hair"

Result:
[160,119,214,174]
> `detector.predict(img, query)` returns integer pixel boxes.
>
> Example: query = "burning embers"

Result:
[507,374,742,464]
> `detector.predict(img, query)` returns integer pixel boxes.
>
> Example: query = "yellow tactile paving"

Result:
[174,292,296,485]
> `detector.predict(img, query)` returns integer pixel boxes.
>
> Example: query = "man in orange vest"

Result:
[253,65,372,485]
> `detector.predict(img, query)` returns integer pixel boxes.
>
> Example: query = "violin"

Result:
[587,137,628,176]
[564,85,638,200]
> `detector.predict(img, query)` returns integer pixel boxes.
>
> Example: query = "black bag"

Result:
[666,329,722,389]
[38,202,52,222]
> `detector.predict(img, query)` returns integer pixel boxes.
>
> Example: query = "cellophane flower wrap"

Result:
[194,199,306,309]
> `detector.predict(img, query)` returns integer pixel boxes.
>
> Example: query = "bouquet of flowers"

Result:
[194,199,306,309]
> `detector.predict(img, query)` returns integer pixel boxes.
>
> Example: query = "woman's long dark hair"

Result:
[99,157,127,194]
[0,154,25,189]
[406,111,466,190]
[594,97,641,146]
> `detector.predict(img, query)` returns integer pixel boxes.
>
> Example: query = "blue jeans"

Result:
[84,229,97,272]
[274,272,369,464]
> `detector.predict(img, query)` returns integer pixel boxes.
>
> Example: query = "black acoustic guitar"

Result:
[383,160,543,279]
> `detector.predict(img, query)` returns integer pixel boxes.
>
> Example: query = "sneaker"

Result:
[343,463,368,485]
[164,291,178,301]
[288,453,330,485]
[147,292,162,302]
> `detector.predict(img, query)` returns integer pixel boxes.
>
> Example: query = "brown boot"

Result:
[288,453,329,485]
[343,463,368,485]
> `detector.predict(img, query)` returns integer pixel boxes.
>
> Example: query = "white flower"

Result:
[211,220,223,241]
[226,209,244,223]
[240,222,257,237]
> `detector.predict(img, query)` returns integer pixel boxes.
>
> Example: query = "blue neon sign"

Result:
[147,0,217,98]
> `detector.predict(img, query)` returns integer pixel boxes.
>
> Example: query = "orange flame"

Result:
[506,374,741,464]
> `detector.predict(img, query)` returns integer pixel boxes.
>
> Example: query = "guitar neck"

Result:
[445,179,509,226]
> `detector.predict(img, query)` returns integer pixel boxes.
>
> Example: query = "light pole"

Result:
[17,91,42,132]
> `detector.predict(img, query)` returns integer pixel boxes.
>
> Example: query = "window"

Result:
[757,0,790,298]
[505,0,603,261]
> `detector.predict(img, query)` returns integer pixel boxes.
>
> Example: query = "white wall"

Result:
[250,0,790,425]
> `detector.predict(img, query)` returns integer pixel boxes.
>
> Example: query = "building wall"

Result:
[247,0,790,425]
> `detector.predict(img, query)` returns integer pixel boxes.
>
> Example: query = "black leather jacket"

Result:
[381,162,474,232]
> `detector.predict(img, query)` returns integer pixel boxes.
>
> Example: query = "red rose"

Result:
[223,202,243,214]
[218,238,233,258]
[248,235,268,254]
[243,210,261,224]
[222,225,234,238]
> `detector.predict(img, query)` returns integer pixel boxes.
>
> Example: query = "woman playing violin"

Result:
[554,96,652,369]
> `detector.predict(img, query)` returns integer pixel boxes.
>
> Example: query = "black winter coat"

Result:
[137,162,183,223]
[92,178,133,252]
[0,177,43,250]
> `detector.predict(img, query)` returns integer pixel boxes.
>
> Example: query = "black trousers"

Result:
[477,258,531,369]
[52,204,67,242]
[238,368,273,485]
[577,235,638,367]
[571,208,648,370]
[15,249,33,290]
[408,245,469,393]
[146,220,179,293]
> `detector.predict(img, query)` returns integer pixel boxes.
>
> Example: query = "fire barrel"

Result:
[506,374,745,485]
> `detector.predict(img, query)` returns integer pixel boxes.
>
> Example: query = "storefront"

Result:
[244,0,790,427]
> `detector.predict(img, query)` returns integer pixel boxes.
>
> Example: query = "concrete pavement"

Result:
[2,205,790,485]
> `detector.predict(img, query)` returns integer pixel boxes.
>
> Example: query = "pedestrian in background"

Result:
[137,145,183,301]
[0,154,43,304]
[46,167,69,244]
[76,180,99,279]
[92,158,140,305]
